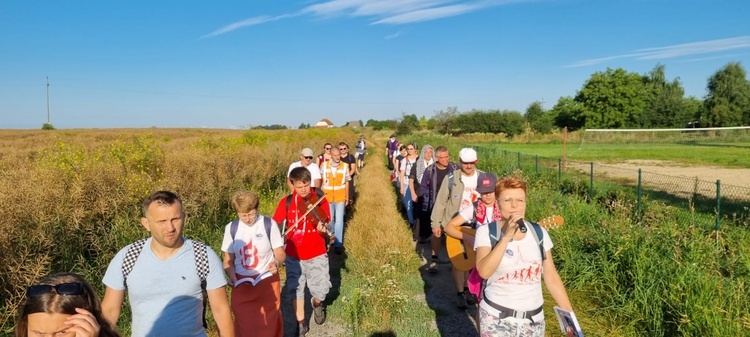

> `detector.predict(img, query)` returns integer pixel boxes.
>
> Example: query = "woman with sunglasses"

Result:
[16,272,120,337]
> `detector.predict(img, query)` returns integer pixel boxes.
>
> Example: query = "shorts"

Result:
[284,255,331,301]
[479,306,545,337]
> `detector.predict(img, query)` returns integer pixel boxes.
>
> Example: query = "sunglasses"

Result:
[304,156,314,160]
[27,283,84,297]
[339,148,347,150]
[325,147,331,150]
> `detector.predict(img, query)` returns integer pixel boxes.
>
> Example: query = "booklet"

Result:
[235,270,273,287]
[553,306,584,337]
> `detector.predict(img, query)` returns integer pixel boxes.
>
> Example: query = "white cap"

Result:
[458,148,477,163]
[301,148,314,157]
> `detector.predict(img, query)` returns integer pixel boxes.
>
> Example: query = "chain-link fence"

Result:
[474,146,750,229]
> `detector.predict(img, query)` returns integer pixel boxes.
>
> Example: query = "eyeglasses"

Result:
[500,197,526,205]
[339,147,347,151]
[303,156,313,160]
[27,283,84,297]
[325,147,331,150]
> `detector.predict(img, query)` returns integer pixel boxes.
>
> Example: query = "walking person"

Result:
[316,143,332,168]
[399,142,419,227]
[222,190,285,337]
[475,175,575,336]
[431,148,481,309]
[338,142,357,205]
[420,146,460,273]
[272,167,332,337]
[101,191,234,337]
[320,147,351,254]
[385,134,398,171]
[16,272,121,337]
[408,144,434,242]
[288,148,322,191]
[355,135,366,169]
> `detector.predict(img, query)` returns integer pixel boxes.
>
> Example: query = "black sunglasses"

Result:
[27,283,84,297]
[325,147,331,150]
[304,156,314,160]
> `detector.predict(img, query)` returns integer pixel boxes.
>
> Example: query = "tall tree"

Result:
[574,68,649,128]
[551,96,584,130]
[643,64,688,127]
[525,101,553,133]
[702,62,750,126]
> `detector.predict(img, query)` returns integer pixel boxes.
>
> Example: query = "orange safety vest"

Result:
[321,161,348,203]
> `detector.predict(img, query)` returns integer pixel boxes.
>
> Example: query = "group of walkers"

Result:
[15,136,369,337]
[13,131,579,337]
[386,134,578,337]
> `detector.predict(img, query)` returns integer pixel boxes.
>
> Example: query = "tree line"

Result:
[368,62,750,136]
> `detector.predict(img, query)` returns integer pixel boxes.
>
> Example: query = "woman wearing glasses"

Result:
[399,143,419,227]
[474,176,575,337]
[16,272,120,337]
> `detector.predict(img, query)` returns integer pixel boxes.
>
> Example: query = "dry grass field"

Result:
[0,127,360,334]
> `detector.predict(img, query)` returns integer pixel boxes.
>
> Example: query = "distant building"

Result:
[315,118,335,128]
[345,120,362,128]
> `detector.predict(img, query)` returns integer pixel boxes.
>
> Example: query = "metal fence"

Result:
[474,146,750,229]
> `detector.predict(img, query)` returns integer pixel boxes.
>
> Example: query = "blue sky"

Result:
[1,0,749,129]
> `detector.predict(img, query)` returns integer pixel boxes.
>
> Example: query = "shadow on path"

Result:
[415,240,480,337]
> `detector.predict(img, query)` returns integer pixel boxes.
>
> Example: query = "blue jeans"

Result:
[403,186,414,225]
[328,201,346,247]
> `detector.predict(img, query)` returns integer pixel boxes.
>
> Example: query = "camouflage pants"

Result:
[479,306,545,337]
[284,255,331,300]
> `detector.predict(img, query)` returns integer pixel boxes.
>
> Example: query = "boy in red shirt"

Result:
[273,167,332,337]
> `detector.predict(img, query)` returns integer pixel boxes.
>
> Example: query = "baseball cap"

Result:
[458,148,478,163]
[300,148,314,157]
[476,172,497,194]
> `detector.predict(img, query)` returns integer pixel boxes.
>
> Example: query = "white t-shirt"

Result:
[221,215,283,278]
[474,222,553,321]
[459,171,479,211]
[287,161,322,181]
[102,238,226,337]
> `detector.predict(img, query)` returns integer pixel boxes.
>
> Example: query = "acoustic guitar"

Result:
[446,215,565,271]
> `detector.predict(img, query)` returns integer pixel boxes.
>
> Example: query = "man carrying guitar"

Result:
[431,148,481,310]
[272,167,332,337]
[444,172,502,309]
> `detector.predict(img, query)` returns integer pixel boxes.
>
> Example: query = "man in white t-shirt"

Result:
[430,148,481,309]
[287,147,322,191]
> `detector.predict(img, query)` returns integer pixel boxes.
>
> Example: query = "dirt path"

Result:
[567,159,750,199]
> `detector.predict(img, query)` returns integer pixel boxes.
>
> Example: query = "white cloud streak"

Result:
[566,36,750,68]
[203,0,536,38]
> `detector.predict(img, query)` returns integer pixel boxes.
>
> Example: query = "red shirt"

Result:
[272,190,331,260]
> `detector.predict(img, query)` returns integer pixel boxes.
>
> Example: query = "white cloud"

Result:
[566,36,750,68]
[384,31,403,40]
[203,0,536,38]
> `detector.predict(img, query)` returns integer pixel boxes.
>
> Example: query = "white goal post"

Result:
[579,125,750,146]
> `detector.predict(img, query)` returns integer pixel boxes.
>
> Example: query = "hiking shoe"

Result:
[297,323,309,337]
[312,298,326,325]
[428,259,438,274]
[455,294,469,309]
[464,289,475,306]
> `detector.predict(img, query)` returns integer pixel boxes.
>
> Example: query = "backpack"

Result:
[229,215,273,244]
[122,238,211,329]
[356,139,366,151]
[467,220,546,302]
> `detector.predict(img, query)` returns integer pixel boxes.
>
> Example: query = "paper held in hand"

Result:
[553,306,584,337]
[235,270,273,287]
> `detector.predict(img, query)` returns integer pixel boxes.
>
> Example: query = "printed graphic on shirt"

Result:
[240,241,260,270]
[494,247,542,285]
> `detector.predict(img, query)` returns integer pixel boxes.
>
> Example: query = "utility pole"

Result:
[46,76,50,124]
